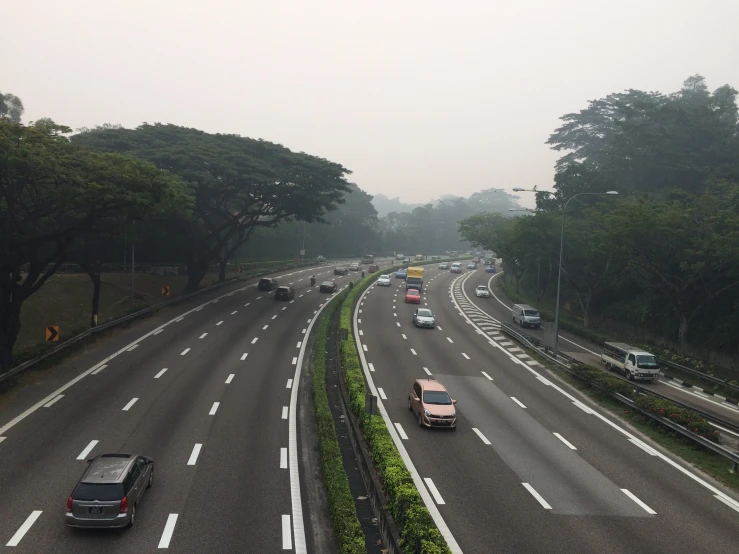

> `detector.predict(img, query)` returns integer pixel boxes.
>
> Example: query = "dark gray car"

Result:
[413,308,436,328]
[66,453,154,528]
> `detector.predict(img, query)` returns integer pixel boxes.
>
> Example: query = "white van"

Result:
[511,304,541,329]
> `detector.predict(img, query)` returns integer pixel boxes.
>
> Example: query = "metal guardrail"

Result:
[0,260,338,384]
[499,323,739,469]
[657,358,739,396]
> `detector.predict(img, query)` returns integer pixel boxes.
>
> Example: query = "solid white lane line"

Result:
[282,406,289,419]
[446,337,454,343]
[187,444,202,465]
[209,402,220,415]
[226,374,235,384]
[216,320,223,326]
[158,513,179,548]
[402,334,407,340]
[241,353,248,360]
[287,379,293,388]
[199,333,208,339]
[424,478,446,505]
[511,397,527,409]
[6,510,43,547]
[180,348,190,356]
[292,357,298,365]
[43,395,64,408]
[252,337,259,344]
[77,440,99,460]
[91,364,108,375]
[522,483,552,509]
[378,388,387,400]
[423,367,432,375]
[282,515,292,550]
[629,438,658,456]
[263,325,269,330]
[554,433,577,450]
[714,494,739,513]
[154,368,168,379]
[472,427,492,445]
[175,317,184,322]
[621,489,656,514]
[394,422,409,440]
[410,348,417,356]
[368,363,375,372]
[572,401,593,414]
[127,344,139,351]
[122,398,139,411]
[281,447,288,469]
[153,329,164,335]
[461,353,470,360]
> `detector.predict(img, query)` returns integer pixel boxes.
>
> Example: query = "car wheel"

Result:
[148,470,153,489]
[127,504,136,528]
[418,413,424,427]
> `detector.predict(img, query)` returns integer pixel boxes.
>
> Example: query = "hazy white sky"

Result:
[3,0,738,208]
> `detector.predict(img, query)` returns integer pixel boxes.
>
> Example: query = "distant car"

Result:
[472,257,480,263]
[475,285,491,298]
[316,255,326,262]
[412,308,435,328]
[467,262,477,270]
[349,262,360,271]
[450,263,462,274]
[258,278,278,291]
[275,286,295,300]
[334,266,348,276]
[408,379,457,429]
[66,453,154,528]
[438,263,449,270]
[320,281,338,293]
[405,289,421,304]
[485,265,496,273]
[396,268,407,279]
[395,254,405,260]
[368,264,379,273]
[376,275,392,287]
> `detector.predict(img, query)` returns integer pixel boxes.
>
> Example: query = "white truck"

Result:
[601,342,660,381]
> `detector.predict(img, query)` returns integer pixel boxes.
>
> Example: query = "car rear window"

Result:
[74,482,125,501]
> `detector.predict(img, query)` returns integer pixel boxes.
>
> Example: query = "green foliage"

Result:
[0,91,24,123]
[312,292,365,554]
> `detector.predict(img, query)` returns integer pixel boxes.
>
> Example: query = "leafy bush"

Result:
[312,290,365,554]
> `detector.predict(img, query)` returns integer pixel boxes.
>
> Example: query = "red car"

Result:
[472,257,480,263]
[368,264,379,273]
[405,289,421,304]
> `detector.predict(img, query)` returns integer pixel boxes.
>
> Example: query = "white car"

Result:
[395,254,405,260]
[475,285,491,298]
[438,263,449,270]
[376,275,392,286]
[349,262,360,271]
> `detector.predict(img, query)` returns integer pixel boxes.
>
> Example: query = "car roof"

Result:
[416,378,447,392]
[83,454,137,483]
[477,285,487,288]
[277,286,290,290]
[321,281,334,285]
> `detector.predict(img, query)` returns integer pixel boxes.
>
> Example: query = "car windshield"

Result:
[637,355,659,368]
[423,391,452,405]
[417,309,433,317]
[524,310,539,316]
[477,287,487,291]
[277,287,288,292]
[74,482,125,501]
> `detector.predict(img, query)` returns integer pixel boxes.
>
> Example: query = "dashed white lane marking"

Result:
[6,510,43,547]
[180,348,190,356]
[43,395,64,408]
[241,353,248,361]
[411,348,418,356]
[282,515,292,549]
[554,433,577,450]
[187,444,202,465]
[523,483,552,509]
[292,357,298,365]
[461,353,470,360]
[368,363,375,372]
[199,333,208,339]
[252,337,259,344]
[511,397,527,409]
[500,341,514,346]
[263,325,269,330]
[209,402,220,415]
[91,364,108,375]
[272,315,278,320]
[446,337,454,343]
[127,344,139,351]
[280,447,288,469]
[437,326,443,331]
[396,322,401,327]
[302,328,306,334]
[621,489,657,514]
[394,422,409,440]
[245,302,251,307]
[226,374,235,384]
[481,371,493,381]
[122,398,139,411]
[359,330,364,335]
[231,311,238,315]
[158,513,179,548]
[154,368,168,379]
[287,379,293,388]
[296,341,302,348]
[282,306,288,311]
[423,367,432,376]
[472,428,491,445]
[282,406,289,419]
[424,478,446,505]
[77,440,99,460]
[257,296,262,300]
[216,320,223,326]
[402,334,408,340]
[363,344,368,352]
[378,388,387,400]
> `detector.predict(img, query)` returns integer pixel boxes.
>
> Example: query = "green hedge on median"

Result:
[312,291,365,554]
[338,261,454,554]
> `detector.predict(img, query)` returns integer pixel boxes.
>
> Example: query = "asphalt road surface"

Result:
[459,268,739,434]
[0,259,386,553]
[357,265,739,554]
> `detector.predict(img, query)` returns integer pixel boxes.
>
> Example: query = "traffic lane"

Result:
[462,271,739,429]
[0,280,330,550]
[361,284,666,553]
[429,277,739,551]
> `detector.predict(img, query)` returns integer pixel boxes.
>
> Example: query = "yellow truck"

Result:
[406,267,425,291]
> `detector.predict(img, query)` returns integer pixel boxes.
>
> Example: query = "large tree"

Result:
[0,120,191,370]
[72,124,352,291]
[0,91,24,123]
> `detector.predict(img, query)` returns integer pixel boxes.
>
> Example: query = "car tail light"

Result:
[67,496,73,512]
[120,496,128,513]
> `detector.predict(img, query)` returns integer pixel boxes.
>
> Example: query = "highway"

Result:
[356,265,739,553]
[459,268,739,434]
[0,259,382,553]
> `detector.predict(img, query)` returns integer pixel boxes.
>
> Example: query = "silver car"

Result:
[66,453,154,528]
[413,308,436,328]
